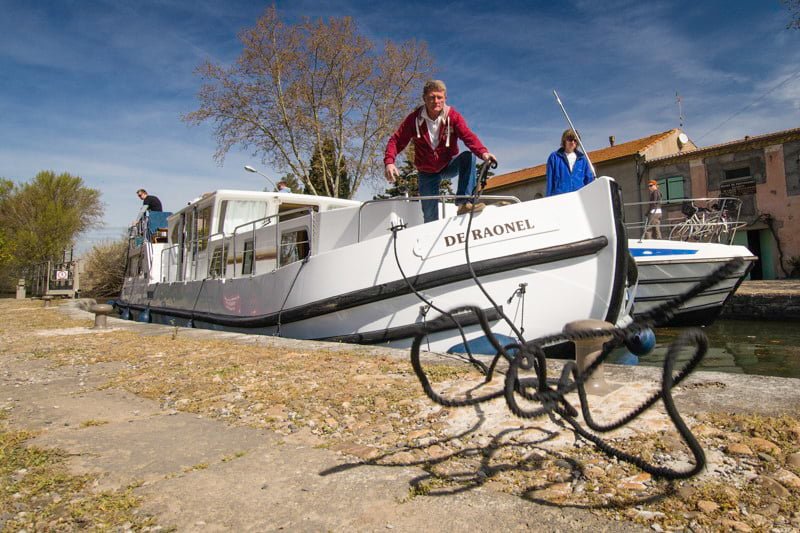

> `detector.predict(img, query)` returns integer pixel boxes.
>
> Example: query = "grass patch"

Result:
[183,462,210,473]
[79,419,109,428]
[0,424,156,530]
[221,451,247,462]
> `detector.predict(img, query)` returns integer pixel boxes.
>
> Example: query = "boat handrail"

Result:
[356,194,522,242]
[231,206,315,278]
[625,196,745,244]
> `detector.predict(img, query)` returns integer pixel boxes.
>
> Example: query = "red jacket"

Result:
[384,105,488,173]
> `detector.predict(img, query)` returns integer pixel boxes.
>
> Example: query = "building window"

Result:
[723,166,752,182]
[656,176,686,201]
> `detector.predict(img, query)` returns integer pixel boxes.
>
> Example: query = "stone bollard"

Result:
[90,304,114,329]
[42,295,54,308]
[563,319,620,396]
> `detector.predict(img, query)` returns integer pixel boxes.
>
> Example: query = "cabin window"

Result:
[184,210,195,259]
[209,244,227,278]
[242,240,254,276]
[278,203,318,221]
[279,229,310,266]
[197,205,212,251]
[656,176,686,201]
[170,223,180,245]
[218,200,270,235]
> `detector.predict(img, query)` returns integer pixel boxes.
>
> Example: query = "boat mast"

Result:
[552,90,596,177]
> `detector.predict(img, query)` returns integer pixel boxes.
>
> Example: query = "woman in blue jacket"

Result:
[545,129,594,196]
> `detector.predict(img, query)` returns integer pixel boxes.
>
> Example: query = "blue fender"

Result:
[137,307,151,323]
[624,327,656,356]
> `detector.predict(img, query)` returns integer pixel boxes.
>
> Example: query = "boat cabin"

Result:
[157,190,360,283]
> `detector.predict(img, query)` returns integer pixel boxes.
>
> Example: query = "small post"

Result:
[563,319,620,396]
[42,295,54,308]
[90,303,114,329]
[16,279,26,300]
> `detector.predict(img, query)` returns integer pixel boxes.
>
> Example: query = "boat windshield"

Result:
[217,200,270,235]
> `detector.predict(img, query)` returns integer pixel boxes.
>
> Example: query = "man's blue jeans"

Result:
[418,151,477,223]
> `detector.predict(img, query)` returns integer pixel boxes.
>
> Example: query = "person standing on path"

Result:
[545,129,594,197]
[384,80,497,222]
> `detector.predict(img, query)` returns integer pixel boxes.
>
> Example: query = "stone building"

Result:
[644,127,800,279]
[484,126,800,280]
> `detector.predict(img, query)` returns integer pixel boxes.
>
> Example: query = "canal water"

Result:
[610,320,800,379]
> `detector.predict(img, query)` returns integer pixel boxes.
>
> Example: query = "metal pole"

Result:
[553,90,596,177]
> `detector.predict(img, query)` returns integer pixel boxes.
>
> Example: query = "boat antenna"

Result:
[552,90,596,176]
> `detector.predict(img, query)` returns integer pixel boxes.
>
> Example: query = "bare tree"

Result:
[184,7,434,198]
[785,0,800,29]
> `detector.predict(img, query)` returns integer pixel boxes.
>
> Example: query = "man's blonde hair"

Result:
[423,80,447,97]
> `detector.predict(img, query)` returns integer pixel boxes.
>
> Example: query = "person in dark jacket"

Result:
[136,189,163,212]
[384,80,497,222]
[545,129,594,197]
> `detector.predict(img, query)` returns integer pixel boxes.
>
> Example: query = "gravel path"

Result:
[2,298,799,531]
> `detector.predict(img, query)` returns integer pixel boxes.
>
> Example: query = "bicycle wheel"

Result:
[669,222,691,241]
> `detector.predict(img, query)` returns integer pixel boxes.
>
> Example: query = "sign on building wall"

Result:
[720,180,756,197]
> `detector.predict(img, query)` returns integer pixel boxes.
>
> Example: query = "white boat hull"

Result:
[119,178,630,353]
[629,239,756,327]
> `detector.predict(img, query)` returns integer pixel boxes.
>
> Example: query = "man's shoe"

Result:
[457,202,486,216]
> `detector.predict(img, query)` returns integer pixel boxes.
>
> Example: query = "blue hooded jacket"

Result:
[545,148,595,196]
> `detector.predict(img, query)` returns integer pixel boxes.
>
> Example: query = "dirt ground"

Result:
[1,298,800,531]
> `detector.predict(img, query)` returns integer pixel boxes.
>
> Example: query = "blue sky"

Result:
[1,0,798,248]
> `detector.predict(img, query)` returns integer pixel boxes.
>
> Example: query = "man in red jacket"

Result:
[384,80,497,222]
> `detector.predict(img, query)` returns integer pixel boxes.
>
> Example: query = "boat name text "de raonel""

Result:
[443,219,534,247]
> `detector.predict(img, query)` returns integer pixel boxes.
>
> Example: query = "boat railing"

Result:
[356,194,522,242]
[624,196,747,244]
[231,206,315,278]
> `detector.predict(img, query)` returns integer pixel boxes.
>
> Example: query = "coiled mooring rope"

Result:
[396,161,744,479]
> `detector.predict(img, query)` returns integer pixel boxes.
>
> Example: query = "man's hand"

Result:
[385,163,399,183]
[481,152,497,164]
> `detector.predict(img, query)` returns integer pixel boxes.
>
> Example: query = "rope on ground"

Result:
[399,161,744,479]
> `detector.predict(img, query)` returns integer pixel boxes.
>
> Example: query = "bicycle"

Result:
[669,201,729,243]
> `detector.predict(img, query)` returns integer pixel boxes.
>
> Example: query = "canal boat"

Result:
[117,176,631,352]
[628,239,756,327]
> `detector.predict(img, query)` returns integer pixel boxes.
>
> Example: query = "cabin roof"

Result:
[167,189,361,218]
